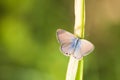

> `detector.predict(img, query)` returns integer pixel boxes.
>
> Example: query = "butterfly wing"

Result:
[80,39,94,56]
[73,39,94,60]
[56,29,77,56]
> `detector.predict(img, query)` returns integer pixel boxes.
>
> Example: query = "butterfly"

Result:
[56,29,94,60]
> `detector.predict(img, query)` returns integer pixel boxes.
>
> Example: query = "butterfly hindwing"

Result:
[56,29,77,56]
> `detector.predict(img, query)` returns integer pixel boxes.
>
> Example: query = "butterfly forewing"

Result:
[56,29,77,56]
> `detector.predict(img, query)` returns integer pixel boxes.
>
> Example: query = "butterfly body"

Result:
[56,29,94,60]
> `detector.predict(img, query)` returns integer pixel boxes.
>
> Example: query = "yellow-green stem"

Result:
[75,0,85,80]
[66,0,85,80]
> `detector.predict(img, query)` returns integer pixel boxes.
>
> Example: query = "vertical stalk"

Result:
[75,0,85,80]
[74,0,85,38]
[66,0,85,80]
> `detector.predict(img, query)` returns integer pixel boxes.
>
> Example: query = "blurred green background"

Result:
[0,0,120,80]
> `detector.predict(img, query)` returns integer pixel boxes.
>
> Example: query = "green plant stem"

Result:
[66,0,85,80]
[75,0,85,79]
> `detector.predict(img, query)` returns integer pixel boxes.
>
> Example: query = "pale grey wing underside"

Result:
[56,29,77,56]
[73,39,94,60]
[80,39,94,56]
